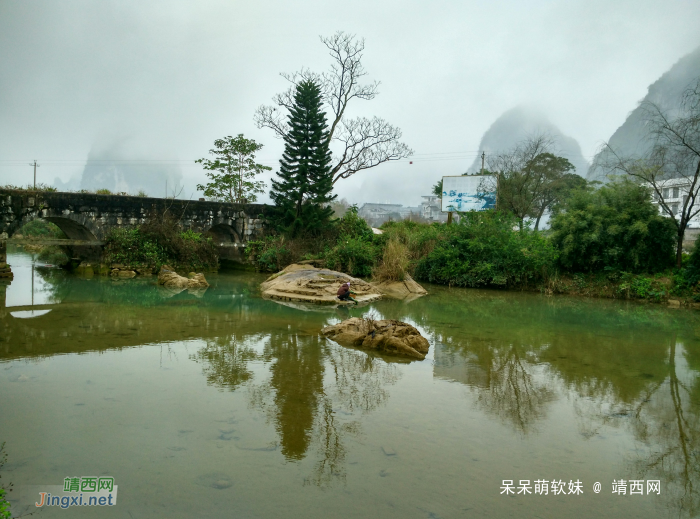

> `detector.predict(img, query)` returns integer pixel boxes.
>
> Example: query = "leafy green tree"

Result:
[270,80,336,235]
[550,178,676,273]
[196,134,270,203]
[432,179,443,197]
[483,136,576,230]
[528,167,586,230]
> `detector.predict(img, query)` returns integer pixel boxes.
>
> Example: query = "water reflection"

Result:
[197,328,400,485]
[381,286,700,515]
[3,248,700,512]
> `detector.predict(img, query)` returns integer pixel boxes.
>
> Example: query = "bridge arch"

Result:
[10,214,99,242]
[205,223,242,245]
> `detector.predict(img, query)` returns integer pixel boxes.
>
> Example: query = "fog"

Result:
[1,0,699,206]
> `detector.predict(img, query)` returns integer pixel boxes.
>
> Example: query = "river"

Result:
[1,248,699,518]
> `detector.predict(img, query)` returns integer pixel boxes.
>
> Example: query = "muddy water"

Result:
[1,248,699,518]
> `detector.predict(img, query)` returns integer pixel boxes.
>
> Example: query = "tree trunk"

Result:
[534,206,546,231]
[676,228,684,269]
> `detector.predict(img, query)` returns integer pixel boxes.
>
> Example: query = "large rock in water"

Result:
[371,274,428,300]
[260,264,382,305]
[321,317,430,360]
[157,266,209,289]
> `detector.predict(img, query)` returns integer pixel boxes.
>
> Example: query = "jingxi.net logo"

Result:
[32,476,118,509]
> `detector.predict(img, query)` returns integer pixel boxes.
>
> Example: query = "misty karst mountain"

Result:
[467,106,589,176]
[55,137,183,196]
[589,46,700,181]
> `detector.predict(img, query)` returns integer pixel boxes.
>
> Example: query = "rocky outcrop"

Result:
[589,46,700,181]
[260,264,382,305]
[372,274,427,300]
[0,263,12,280]
[321,317,430,360]
[157,266,209,289]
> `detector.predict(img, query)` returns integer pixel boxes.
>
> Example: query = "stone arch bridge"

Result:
[0,189,272,269]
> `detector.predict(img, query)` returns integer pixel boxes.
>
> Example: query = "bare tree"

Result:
[254,31,413,184]
[597,77,700,267]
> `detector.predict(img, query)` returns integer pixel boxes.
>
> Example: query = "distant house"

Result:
[357,203,423,227]
[421,195,447,222]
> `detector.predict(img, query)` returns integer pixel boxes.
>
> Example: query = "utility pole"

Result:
[28,160,40,189]
[480,151,485,175]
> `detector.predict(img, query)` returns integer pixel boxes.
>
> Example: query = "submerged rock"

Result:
[260,264,382,305]
[157,265,209,289]
[321,317,430,360]
[371,274,428,300]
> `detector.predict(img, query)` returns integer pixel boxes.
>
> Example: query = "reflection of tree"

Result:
[470,342,556,434]
[204,329,400,487]
[303,343,398,486]
[566,337,700,517]
[190,336,261,390]
[629,340,700,516]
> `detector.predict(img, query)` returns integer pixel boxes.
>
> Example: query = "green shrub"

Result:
[550,178,676,273]
[246,236,296,272]
[334,206,374,241]
[0,488,9,519]
[0,442,11,519]
[95,188,112,195]
[180,229,203,242]
[37,246,70,266]
[324,236,378,277]
[104,228,168,267]
[17,219,66,238]
[103,210,218,271]
[414,211,557,288]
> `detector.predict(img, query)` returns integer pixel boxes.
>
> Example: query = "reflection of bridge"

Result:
[0,189,272,268]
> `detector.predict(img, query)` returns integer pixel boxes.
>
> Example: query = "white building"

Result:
[647,178,700,245]
[648,178,700,227]
[420,196,447,222]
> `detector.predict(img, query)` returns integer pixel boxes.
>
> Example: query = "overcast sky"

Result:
[1,0,699,205]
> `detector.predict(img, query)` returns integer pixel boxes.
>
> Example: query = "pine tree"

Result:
[270,80,335,235]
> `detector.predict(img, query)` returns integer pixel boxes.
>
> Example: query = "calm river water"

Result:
[1,248,699,518]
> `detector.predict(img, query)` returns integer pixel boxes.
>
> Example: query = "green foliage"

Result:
[432,179,443,197]
[246,236,295,272]
[180,229,203,242]
[104,228,168,267]
[324,236,378,277]
[17,219,66,238]
[414,211,557,288]
[0,183,56,192]
[269,80,335,236]
[196,134,270,203]
[104,210,218,271]
[682,240,700,287]
[95,188,112,195]
[550,178,676,273]
[0,488,9,519]
[0,442,12,519]
[37,246,70,266]
[335,206,373,241]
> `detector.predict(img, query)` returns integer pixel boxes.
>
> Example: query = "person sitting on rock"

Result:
[337,282,358,305]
